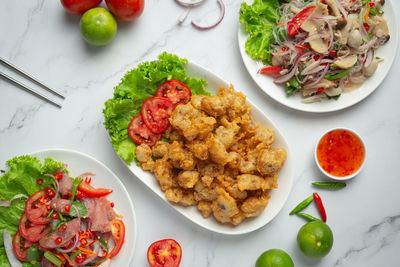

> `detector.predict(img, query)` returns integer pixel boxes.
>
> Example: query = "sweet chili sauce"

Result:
[317,129,365,177]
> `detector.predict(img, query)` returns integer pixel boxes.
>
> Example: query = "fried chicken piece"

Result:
[207,135,229,166]
[226,183,247,200]
[215,125,237,149]
[191,95,206,110]
[197,201,212,218]
[180,190,196,206]
[168,141,196,171]
[241,193,270,218]
[263,174,279,189]
[251,127,275,148]
[257,148,287,175]
[154,157,173,191]
[237,174,268,191]
[238,149,259,174]
[152,141,169,158]
[177,170,200,189]
[185,139,209,160]
[194,181,219,202]
[136,144,152,163]
[212,188,239,224]
[164,128,183,142]
[141,160,155,171]
[230,211,246,226]
[165,188,183,203]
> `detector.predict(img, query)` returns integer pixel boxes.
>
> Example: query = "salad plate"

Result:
[29,149,137,265]
[111,60,294,235]
[238,0,398,113]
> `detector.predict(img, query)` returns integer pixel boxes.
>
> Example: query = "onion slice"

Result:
[178,7,192,23]
[58,233,79,253]
[191,0,225,30]
[3,230,23,267]
[174,0,206,7]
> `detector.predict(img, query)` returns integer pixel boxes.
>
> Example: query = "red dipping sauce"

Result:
[316,129,365,177]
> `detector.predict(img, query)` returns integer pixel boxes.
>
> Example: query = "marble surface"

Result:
[1,0,400,266]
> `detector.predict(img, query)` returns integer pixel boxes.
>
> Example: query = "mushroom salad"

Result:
[258,0,390,103]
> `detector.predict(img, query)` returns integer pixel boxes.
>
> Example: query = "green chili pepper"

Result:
[297,213,321,222]
[70,250,81,261]
[312,182,346,189]
[325,69,350,80]
[289,195,314,215]
[44,251,62,267]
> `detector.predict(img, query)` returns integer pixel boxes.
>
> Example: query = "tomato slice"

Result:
[25,190,50,225]
[78,182,113,198]
[287,6,316,36]
[147,239,182,267]
[108,220,126,259]
[128,114,162,146]
[141,97,174,134]
[259,66,283,76]
[12,231,31,262]
[155,80,192,107]
[19,213,50,243]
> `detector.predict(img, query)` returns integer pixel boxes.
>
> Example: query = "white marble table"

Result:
[1,1,400,266]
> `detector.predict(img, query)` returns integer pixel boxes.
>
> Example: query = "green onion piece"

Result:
[312,182,346,189]
[44,251,62,267]
[70,250,81,261]
[325,69,350,80]
[98,236,108,250]
[70,177,83,201]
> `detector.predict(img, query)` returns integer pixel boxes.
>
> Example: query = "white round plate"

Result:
[117,61,294,235]
[238,0,398,113]
[30,149,136,266]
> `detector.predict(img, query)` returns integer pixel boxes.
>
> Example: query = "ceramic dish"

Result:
[118,61,294,235]
[30,149,137,265]
[238,0,398,113]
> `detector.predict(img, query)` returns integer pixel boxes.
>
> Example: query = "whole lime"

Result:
[80,7,117,46]
[297,221,333,258]
[255,249,294,267]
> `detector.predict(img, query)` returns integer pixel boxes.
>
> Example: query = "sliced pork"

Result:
[59,173,73,196]
[49,198,71,215]
[82,197,116,233]
[39,219,80,249]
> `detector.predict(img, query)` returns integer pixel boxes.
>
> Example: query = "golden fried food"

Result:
[135,85,287,225]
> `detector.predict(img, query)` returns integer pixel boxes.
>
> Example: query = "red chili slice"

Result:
[25,190,50,225]
[287,6,316,36]
[259,66,283,76]
[155,80,192,107]
[19,213,50,243]
[128,114,162,147]
[141,97,174,134]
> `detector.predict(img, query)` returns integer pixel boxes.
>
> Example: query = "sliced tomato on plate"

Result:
[19,213,50,243]
[108,219,126,259]
[141,97,174,134]
[259,66,283,76]
[78,181,113,198]
[128,114,162,146]
[287,6,316,36]
[155,80,192,107]
[147,239,182,267]
[25,190,50,225]
[12,231,32,262]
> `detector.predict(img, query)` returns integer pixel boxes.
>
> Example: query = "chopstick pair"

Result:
[0,57,65,108]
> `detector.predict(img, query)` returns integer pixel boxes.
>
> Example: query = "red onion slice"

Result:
[335,0,348,19]
[304,64,330,89]
[364,49,374,68]
[174,0,206,7]
[45,173,59,199]
[58,233,79,253]
[191,0,225,30]
[3,230,23,267]
[72,204,81,221]
[78,172,96,178]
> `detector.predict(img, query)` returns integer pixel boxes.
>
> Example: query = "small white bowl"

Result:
[315,127,366,181]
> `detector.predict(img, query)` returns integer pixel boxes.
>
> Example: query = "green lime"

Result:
[255,249,294,267]
[297,221,333,258]
[80,7,117,46]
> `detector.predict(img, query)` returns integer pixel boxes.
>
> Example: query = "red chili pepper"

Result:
[86,229,94,239]
[88,239,97,247]
[85,177,92,184]
[110,202,114,208]
[57,223,67,232]
[75,254,87,264]
[317,87,325,93]
[313,192,327,222]
[78,231,84,236]
[65,204,71,213]
[68,192,73,198]
[45,188,55,198]
[314,55,320,61]
[369,2,375,7]
[364,23,370,31]
[39,195,50,205]
[282,46,288,51]
[76,191,85,198]
[36,179,44,185]
[54,173,63,181]
[50,213,59,220]
[81,238,88,246]
[55,237,63,245]
[329,50,336,58]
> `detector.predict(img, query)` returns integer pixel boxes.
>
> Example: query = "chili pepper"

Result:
[297,212,321,222]
[325,69,350,80]
[54,173,63,181]
[36,178,44,185]
[85,177,92,184]
[50,213,59,220]
[364,23,370,31]
[68,192,73,198]
[289,195,314,215]
[313,192,327,222]
[89,239,98,247]
[76,191,85,198]
[110,202,114,208]
[55,237,63,245]
[46,188,55,198]
[80,238,88,246]
[313,55,320,61]
[328,50,336,58]
[86,229,94,239]
[46,205,52,210]
[312,182,346,189]
[317,87,325,93]
[57,223,67,233]
[39,195,50,205]
[75,254,87,264]
[65,204,71,213]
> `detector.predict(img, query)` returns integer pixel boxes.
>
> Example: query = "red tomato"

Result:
[128,114,162,146]
[147,239,182,267]
[105,0,144,21]
[141,97,174,134]
[60,0,102,14]
[108,220,126,259]
[78,181,113,198]
[294,44,310,53]
[259,66,283,76]
[12,231,31,262]
[25,190,50,225]
[19,213,50,243]
[287,6,316,36]
[155,80,192,107]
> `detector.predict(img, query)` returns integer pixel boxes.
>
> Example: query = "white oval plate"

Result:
[30,149,136,265]
[238,0,398,113]
[119,62,294,235]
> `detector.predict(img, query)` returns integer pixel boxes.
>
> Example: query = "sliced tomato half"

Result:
[12,231,32,262]
[259,66,283,76]
[141,97,174,134]
[108,219,126,259]
[155,80,192,107]
[78,182,113,198]
[128,114,162,146]
[147,239,182,267]
[287,6,316,36]
[19,213,50,243]
[25,190,50,225]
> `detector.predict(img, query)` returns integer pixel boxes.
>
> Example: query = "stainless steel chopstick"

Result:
[0,57,65,99]
[0,71,62,108]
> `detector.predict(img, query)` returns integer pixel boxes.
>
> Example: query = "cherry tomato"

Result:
[259,66,283,76]
[287,6,316,36]
[60,0,102,15]
[78,181,113,198]
[128,114,162,146]
[108,220,126,259]
[141,97,174,134]
[18,213,50,243]
[155,80,192,107]
[12,231,31,262]
[147,239,182,267]
[25,190,50,225]
[105,0,144,21]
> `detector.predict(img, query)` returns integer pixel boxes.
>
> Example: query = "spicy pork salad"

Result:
[0,156,125,266]
[240,0,390,103]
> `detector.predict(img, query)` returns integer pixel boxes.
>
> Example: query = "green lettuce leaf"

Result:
[239,0,281,65]
[103,52,209,165]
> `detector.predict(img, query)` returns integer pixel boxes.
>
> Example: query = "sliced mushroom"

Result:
[333,54,357,69]
[325,87,343,96]
[303,79,337,96]
[325,0,341,18]
[372,16,390,42]
[364,59,380,77]
[347,30,363,48]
